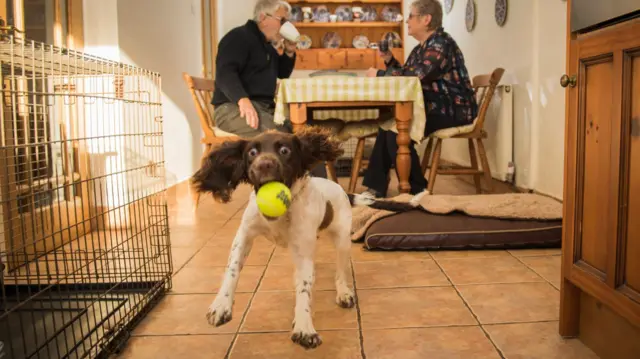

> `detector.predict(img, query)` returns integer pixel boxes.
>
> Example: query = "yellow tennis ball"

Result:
[256,181,291,217]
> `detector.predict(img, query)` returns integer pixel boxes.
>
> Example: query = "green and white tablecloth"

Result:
[273,76,427,143]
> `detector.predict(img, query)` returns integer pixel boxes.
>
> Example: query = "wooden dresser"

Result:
[560,1,640,357]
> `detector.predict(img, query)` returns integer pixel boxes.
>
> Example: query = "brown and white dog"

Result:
[190,127,411,349]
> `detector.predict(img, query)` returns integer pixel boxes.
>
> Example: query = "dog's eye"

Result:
[279,146,290,156]
[248,148,259,157]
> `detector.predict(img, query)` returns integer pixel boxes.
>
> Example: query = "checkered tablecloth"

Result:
[273,76,427,143]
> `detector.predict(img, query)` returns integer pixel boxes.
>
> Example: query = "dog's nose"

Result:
[256,159,276,173]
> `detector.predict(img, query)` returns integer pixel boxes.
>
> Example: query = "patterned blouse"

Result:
[378,27,478,125]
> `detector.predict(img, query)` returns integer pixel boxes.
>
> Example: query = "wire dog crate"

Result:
[0,33,171,359]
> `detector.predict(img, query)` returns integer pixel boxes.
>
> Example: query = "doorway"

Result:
[0,0,82,49]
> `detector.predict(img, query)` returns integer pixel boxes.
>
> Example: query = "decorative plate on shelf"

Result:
[290,6,303,22]
[444,0,454,14]
[362,5,378,21]
[313,5,330,22]
[297,34,312,50]
[495,0,507,27]
[322,32,342,48]
[381,5,401,22]
[335,5,353,21]
[352,35,370,49]
[465,0,476,32]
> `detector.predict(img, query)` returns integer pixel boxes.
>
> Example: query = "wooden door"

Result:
[560,13,640,346]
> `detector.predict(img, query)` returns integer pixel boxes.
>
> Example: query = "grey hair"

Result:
[411,0,443,30]
[253,0,291,21]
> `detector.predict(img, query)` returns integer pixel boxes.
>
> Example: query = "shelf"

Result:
[289,0,401,3]
[294,47,404,70]
[294,21,402,28]
[297,48,403,52]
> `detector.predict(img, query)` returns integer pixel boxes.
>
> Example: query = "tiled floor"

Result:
[115,176,599,359]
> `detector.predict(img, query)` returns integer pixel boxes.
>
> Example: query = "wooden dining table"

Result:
[273,76,427,194]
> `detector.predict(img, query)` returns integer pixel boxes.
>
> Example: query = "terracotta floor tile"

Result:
[353,259,450,289]
[187,239,274,267]
[171,265,265,294]
[230,331,361,359]
[170,247,200,274]
[260,262,352,291]
[485,321,600,359]
[117,334,234,359]
[430,249,511,260]
[358,287,477,329]
[169,211,230,229]
[519,255,561,289]
[363,326,500,359]
[437,256,544,285]
[351,245,431,262]
[457,283,560,324]
[270,241,338,265]
[167,225,216,247]
[508,248,561,257]
[132,293,251,335]
[241,291,358,332]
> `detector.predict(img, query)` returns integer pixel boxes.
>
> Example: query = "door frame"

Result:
[201,0,217,79]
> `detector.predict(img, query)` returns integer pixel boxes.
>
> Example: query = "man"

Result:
[211,0,297,137]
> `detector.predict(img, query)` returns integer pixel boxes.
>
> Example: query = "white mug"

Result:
[279,21,300,42]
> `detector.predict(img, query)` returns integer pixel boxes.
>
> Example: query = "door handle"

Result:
[560,74,577,88]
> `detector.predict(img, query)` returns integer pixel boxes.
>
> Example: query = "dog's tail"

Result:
[347,190,428,213]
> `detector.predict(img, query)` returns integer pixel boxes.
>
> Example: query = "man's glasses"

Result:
[267,13,287,25]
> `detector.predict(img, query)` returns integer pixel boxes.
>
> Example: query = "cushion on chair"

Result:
[430,118,477,139]
[213,127,239,138]
[336,120,381,141]
[362,210,563,251]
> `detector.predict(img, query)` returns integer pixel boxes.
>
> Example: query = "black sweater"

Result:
[211,20,296,107]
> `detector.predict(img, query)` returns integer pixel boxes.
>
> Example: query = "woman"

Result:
[361,0,477,197]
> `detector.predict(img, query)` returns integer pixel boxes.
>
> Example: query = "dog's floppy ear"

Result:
[295,126,344,170]
[191,139,248,203]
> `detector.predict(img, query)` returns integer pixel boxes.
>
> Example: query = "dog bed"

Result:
[351,192,563,251]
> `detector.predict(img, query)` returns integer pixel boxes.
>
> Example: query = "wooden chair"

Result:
[421,67,505,194]
[183,73,341,208]
[182,72,238,209]
[348,132,377,193]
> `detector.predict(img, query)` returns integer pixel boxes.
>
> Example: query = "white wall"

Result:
[83,0,204,187]
[83,0,120,61]
[417,0,567,198]
[217,0,255,42]
[117,0,204,186]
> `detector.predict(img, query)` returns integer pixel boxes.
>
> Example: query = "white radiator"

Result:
[438,84,515,182]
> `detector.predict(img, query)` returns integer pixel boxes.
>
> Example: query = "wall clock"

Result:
[495,0,507,27]
[465,0,476,32]
[444,0,454,14]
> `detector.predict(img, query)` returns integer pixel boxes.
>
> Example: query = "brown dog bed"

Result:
[351,192,563,251]
[362,210,562,250]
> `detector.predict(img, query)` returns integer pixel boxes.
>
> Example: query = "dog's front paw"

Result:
[205,298,233,327]
[291,330,322,349]
[336,290,356,309]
